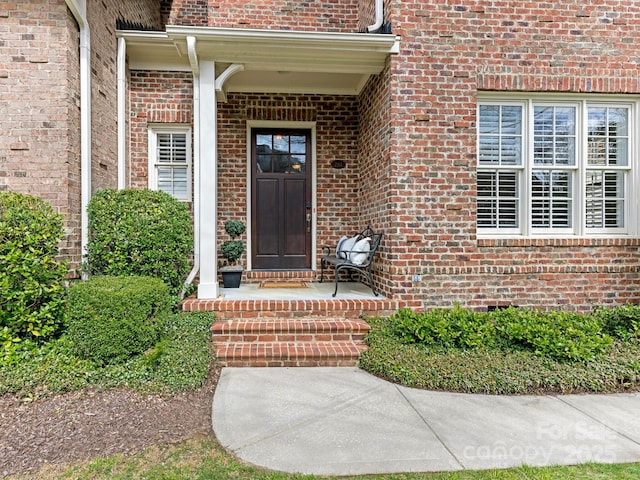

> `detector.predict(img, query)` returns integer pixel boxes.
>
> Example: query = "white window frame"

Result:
[477,94,637,238]
[148,125,192,202]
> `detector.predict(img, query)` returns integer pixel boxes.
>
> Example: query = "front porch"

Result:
[182,273,403,367]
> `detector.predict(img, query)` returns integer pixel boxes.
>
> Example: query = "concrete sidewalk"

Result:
[212,367,640,476]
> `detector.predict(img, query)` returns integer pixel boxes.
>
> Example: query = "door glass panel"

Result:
[255,132,307,174]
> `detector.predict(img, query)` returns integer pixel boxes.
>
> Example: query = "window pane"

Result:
[478,105,522,166]
[156,166,188,199]
[533,106,576,166]
[255,132,308,174]
[157,133,187,164]
[531,170,572,228]
[501,106,522,135]
[290,135,306,154]
[588,107,629,166]
[586,171,624,228]
[479,105,499,134]
[477,171,519,228]
[478,136,500,165]
[274,135,288,152]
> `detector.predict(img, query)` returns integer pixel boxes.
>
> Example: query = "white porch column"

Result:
[197,60,219,299]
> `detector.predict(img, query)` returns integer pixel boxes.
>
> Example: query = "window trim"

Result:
[477,94,637,239]
[148,124,192,202]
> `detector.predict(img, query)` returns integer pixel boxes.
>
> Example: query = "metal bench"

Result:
[320,226,383,297]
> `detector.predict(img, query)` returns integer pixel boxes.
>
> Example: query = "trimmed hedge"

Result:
[390,306,613,363]
[86,189,192,298]
[66,276,171,365]
[0,192,67,346]
[594,304,640,342]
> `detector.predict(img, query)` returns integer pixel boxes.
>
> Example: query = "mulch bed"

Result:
[0,366,221,478]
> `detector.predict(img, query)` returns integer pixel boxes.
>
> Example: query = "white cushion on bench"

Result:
[339,235,359,259]
[336,235,349,258]
[350,237,371,265]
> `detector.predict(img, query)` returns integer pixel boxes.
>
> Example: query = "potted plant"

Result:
[220,220,246,288]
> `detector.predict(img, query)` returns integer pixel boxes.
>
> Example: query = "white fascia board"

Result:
[116,30,191,71]
[166,26,399,75]
[117,27,399,93]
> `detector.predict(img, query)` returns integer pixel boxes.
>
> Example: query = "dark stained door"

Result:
[251,129,312,270]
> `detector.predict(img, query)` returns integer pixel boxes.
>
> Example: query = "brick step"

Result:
[211,318,371,367]
[212,318,370,343]
[215,341,367,367]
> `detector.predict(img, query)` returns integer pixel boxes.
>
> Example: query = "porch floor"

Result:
[218,280,383,301]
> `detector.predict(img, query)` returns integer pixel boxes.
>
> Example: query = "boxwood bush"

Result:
[66,276,171,365]
[391,305,495,349]
[86,189,192,298]
[390,305,613,363]
[0,192,67,346]
[493,307,612,362]
[594,304,640,342]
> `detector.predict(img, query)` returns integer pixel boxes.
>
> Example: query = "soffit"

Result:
[118,26,399,97]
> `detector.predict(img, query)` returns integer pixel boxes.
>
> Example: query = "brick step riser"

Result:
[211,319,370,333]
[214,341,366,368]
[221,359,360,367]
[212,311,395,320]
[213,333,366,343]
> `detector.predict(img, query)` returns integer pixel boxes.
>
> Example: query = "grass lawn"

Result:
[13,437,640,480]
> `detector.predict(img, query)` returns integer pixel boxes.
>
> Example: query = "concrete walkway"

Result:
[212,367,640,476]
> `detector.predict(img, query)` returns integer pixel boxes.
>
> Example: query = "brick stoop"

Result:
[183,296,403,367]
[212,318,371,367]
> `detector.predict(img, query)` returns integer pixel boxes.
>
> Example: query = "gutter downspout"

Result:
[65,0,91,279]
[367,0,384,32]
[182,36,200,297]
[117,37,126,189]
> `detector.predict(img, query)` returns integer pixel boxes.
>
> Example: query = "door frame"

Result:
[246,120,317,271]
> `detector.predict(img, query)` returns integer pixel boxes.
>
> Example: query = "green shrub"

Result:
[361,316,640,395]
[390,305,495,349]
[0,311,215,399]
[0,192,67,346]
[494,307,612,362]
[594,304,640,342]
[66,276,171,365]
[86,189,192,298]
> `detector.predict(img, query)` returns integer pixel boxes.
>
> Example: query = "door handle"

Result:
[306,213,311,232]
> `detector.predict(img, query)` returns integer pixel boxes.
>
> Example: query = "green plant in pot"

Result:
[220,220,246,288]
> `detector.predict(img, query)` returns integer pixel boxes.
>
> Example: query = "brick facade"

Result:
[165,0,361,32]
[129,71,194,190]
[0,1,81,270]
[382,0,640,310]
[1,0,161,274]
[4,0,639,309]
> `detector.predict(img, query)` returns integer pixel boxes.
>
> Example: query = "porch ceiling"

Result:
[118,26,400,97]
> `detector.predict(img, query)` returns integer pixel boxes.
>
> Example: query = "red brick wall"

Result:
[357,62,395,297]
[214,93,360,268]
[128,71,194,190]
[166,0,360,32]
[88,0,163,194]
[0,1,81,270]
[383,0,640,310]
[125,0,640,310]
[0,0,162,275]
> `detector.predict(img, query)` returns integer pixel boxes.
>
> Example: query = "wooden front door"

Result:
[251,129,312,270]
